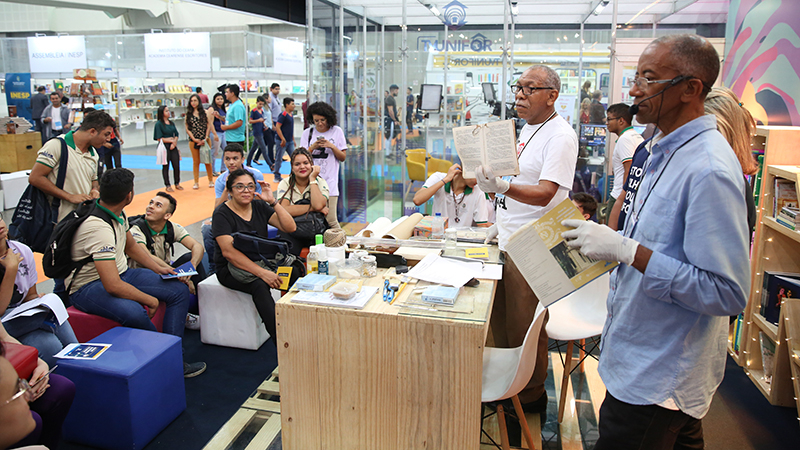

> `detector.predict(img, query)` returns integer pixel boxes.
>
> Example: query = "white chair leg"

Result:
[497,404,511,450]
[512,395,536,450]
[558,340,574,423]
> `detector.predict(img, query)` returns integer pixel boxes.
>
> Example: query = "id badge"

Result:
[54,118,62,129]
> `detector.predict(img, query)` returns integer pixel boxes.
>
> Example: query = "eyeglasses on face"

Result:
[232,183,256,192]
[3,378,32,406]
[607,116,622,122]
[628,75,698,91]
[510,85,556,96]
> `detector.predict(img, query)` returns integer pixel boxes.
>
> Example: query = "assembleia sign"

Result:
[27,36,87,73]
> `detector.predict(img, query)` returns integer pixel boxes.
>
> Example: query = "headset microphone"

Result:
[628,75,689,116]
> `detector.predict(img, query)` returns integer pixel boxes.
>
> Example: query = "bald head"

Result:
[649,34,719,95]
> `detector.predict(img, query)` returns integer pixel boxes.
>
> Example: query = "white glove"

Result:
[561,219,639,265]
[484,223,498,244]
[475,166,510,195]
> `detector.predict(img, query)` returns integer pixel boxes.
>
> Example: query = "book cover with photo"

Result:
[505,198,618,307]
[760,272,800,325]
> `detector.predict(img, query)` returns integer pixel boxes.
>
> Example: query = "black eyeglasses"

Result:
[607,116,622,122]
[510,85,555,96]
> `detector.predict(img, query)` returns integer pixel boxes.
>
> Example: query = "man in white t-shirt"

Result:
[413,163,490,227]
[606,102,644,213]
[475,65,578,417]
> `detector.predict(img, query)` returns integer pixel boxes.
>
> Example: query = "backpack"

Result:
[128,214,175,260]
[42,199,117,291]
[9,138,68,253]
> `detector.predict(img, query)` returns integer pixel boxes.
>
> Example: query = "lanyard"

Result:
[517,111,557,158]
[624,130,709,237]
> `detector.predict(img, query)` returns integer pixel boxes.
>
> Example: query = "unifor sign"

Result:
[417,33,493,52]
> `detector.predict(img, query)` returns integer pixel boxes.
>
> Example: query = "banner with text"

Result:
[5,73,32,121]
[273,38,305,76]
[27,36,87,73]
[144,32,211,73]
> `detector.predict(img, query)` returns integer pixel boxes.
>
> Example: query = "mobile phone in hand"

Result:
[30,365,58,389]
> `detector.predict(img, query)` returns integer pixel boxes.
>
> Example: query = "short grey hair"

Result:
[650,34,719,93]
[526,65,561,93]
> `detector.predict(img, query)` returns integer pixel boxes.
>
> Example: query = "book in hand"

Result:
[54,343,112,360]
[505,198,618,308]
[452,119,519,179]
[160,261,199,279]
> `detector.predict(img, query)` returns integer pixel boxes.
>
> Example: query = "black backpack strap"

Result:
[165,221,175,257]
[50,138,69,212]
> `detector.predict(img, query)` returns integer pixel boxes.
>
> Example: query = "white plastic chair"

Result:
[481,306,548,450]
[544,273,610,422]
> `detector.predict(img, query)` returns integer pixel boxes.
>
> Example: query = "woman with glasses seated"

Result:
[212,169,295,343]
[301,102,347,229]
[276,149,331,256]
[1,321,75,450]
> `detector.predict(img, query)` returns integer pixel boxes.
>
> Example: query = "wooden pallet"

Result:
[203,366,281,450]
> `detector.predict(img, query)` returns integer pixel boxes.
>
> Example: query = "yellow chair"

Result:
[404,149,453,182]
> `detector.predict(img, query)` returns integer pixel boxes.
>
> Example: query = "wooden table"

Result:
[0,132,40,172]
[276,259,497,449]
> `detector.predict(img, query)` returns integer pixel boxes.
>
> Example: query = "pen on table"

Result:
[390,281,407,305]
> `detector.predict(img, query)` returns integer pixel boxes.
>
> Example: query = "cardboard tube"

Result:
[383,213,424,240]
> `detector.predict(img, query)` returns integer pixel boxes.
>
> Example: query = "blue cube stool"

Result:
[57,327,186,450]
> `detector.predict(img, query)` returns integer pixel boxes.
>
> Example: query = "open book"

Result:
[505,198,618,307]
[452,120,519,179]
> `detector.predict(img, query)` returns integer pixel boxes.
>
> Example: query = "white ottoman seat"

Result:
[198,274,272,350]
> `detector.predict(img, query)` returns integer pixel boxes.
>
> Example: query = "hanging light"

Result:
[593,0,610,15]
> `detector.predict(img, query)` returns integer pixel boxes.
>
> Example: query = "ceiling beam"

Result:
[655,0,699,23]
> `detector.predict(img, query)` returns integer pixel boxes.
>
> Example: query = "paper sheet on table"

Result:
[405,254,475,287]
[1,293,69,325]
[291,286,379,310]
[440,257,503,280]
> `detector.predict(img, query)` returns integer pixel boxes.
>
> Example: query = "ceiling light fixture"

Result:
[593,0,610,15]
[511,2,519,16]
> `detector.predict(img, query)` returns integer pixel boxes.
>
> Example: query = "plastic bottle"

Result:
[431,212,445,239]
[317,246,329,275]
[315,234,324,246]
[307,246,319,274]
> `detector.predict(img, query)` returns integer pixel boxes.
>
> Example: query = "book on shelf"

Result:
[125,99,132,107]
[158,83,165,92]
[760,332,776,384]
[135,100,143,108]
[777,206,799,230]
[759,271,800,325]
[504,198,618,307]
[732,312,744,353]
[773,178,797,217]
[91,82,102,95]
[452,119,519,179]
[144,113,153,120]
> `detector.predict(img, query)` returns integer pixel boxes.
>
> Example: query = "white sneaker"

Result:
[185,313,200,330]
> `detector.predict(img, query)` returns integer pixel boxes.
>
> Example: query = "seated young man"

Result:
[67,168,206,377]
[128,192,206,329]
[571,192,598,221]
[202,143,266,274]
[413,163,490,227]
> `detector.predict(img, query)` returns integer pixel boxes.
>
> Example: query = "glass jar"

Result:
[360,255,377,277]
[445,228,458,249]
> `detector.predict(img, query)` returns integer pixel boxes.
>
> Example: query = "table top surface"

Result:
[278,244,502,326]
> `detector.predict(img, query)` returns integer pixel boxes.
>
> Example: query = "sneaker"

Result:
[274,176,282,183]
[184,361,206,378]
[212,172,221,177]
[254,160,263,165]
[185,313,200,330]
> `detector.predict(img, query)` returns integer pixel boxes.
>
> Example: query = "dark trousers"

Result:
[265,128,276,167]
[595,393,704,450]
[34,118,46,145]
[12,374,75,450]
[162,148,181,187]
[104,145,122,170]
[247,133,266,166]
[216,264,277,342]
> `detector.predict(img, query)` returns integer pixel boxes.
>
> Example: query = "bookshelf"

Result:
[782,299,800,422]
[732,126,800,367]
[743,164,800,407]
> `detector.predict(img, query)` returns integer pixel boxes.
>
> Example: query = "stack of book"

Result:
[773,179,797,221]
[776,206,799,231]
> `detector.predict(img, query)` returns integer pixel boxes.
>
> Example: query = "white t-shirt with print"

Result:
[422,172,489,227]
[301,125,347,197]
[611,128,643,199]
[495,114,578,251]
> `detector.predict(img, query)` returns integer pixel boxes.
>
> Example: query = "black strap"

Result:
[67,206,119,295]
[50,137,70,212]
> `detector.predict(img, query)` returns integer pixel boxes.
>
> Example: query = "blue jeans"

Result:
[3,313,78,367]
[265,128,275,167]
[247,133,266,166]
[70,268,190,338]
[274,139,295,178]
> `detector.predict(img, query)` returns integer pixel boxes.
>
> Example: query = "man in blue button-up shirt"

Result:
[563,34,750,449]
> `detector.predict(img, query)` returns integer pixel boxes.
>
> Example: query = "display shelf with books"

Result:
[115,79,197,148]
[781,299,800,423]
[743,163,800,407]
[732,126,800,367]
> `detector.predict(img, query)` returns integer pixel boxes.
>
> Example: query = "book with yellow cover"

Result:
[505,198,617,307]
